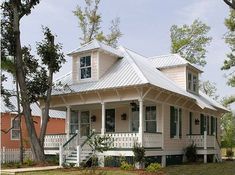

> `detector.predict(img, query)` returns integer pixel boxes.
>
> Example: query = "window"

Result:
[80,111,90,136]
[170,106,182,138]
[70,111,79,134]
[189,112,193,135]
[131,107,139,132]
[188,73,192,90]
[145,106,157,133]
[105,109,115,132]
[211,116,216,135]
[11,118,20,140]
[80,56,91,79]
[193,75,197,92]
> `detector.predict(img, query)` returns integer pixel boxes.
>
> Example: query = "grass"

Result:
[2,161,235,175]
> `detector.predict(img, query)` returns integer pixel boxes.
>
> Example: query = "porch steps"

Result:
[65,149,93,165]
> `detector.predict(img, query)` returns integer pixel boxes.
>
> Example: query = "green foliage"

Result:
[88,133,112,154]
[170,19,212,67]
[222,10,235,87]
[73,0,122,47]
[185,143,197,162]
[120,161,134,171]
[132,144,145,164]
[199,80,219,100]
[23,158,35,166]
[145,163,162,173]
[226,149,234,158]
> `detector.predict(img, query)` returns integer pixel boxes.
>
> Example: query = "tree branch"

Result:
[224,0,235,10]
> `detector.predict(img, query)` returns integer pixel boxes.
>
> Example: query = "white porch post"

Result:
[139,99,143,146]
[66,106,71,140]
[203,130,207,163]
[101,102,106,135]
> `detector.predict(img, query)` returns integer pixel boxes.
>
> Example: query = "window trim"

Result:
[79,55,92,81]
[187,71,198,93]
[145,106,157,133]
[11,118,20,140]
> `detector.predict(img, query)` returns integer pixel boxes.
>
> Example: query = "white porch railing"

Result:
[104,132,139,148]
[143,132,162,148]
[44,134,67,148]
[187,131,216,149]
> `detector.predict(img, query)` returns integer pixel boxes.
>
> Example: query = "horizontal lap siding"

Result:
[161,66,186,90]
[99,52,118,78]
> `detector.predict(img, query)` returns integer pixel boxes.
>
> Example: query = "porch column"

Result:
[66,106,71,140]
[139,99,143,146]
[101,102,105,135]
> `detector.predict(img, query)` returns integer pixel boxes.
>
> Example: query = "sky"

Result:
[4,0,235,108]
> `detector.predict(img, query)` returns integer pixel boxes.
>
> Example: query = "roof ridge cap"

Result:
[119,46,149,84]
[149,53,178,59]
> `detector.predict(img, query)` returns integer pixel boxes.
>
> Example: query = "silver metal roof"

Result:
[1,96,66,118]
[52,40,226,112]
[68,39,123,57]
[149,54,203,72]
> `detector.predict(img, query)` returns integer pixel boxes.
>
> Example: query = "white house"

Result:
[42,39,228,167]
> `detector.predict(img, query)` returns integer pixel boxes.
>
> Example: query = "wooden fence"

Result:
[0,147,34,163]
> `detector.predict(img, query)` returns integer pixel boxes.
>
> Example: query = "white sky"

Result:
[3,0,235,109]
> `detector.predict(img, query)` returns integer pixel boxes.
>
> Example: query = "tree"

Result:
[199,80,219,101]
[73,0,122,47]
[221,97,235,151]
[222,10,235,87]
[170,19,212,67]
[224,0,235,10]
[1,0,65,162]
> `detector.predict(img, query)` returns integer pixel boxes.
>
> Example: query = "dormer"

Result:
[149,54,203,95]
[68,40,123,84]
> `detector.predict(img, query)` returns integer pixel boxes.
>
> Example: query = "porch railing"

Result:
[44,134,67,148]
[104,132,139,148]
[187,131,216,149]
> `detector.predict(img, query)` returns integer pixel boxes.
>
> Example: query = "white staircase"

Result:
[59,131,94,167]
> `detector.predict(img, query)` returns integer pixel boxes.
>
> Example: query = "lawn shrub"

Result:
[146,163,162,173]
[23,157,35,166]
[185,143,197,162]
[120,161,134,171]
[226,149,234,157]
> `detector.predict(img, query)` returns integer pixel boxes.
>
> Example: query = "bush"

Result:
[146,163,162,173]
[226,149,234,158]
[120,161,134,171]
[23,158,35,166]
[132,144,145,163]
[185,143,197,162]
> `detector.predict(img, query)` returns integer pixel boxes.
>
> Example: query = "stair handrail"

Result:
[63,132,78,148]
[81,131,95,148]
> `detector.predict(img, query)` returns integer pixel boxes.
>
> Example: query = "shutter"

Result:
[200,114,205,135]
[170,106,176,138]
[215,118,217,137]
[189,112,192,135]
[179,108,182,138]
[207,116,209,135]
[211,116,214,135]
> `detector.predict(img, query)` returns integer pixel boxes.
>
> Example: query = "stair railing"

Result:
[76,132,95,166]
[59,130,79,166]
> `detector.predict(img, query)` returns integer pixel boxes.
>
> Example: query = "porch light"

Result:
[91,115,96,122]
[121,113,127,120]
[195,118,200,125]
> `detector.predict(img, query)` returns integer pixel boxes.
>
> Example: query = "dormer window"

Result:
[187,71,198,93]
[80,56,91,79]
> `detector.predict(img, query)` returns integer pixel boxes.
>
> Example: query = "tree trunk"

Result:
[12,3,45,162]
[15,78,23,164]
[39,69,53,147]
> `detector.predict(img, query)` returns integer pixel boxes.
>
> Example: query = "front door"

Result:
[80,111,90,137]
[105,109,115,132]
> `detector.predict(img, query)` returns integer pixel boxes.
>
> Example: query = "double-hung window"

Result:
[145,106,156,133]
[11,118,20,140]
[188,73,192,90]
[131,107,139,132]
[170,106,182,138]
[80,56,91,79]
[193,75,197,92]
[70,111,79,134]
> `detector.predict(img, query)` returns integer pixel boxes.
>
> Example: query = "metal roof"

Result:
[52,40,226,112]
[149,54,203,72]
[1,96,66,118]
[67,39,123,57]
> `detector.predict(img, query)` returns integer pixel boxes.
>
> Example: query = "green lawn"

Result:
[6,161,235,175]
